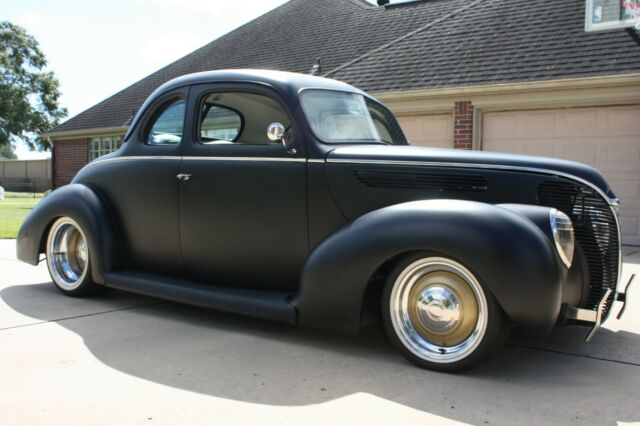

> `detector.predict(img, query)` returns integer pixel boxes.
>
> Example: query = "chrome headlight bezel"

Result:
[611,198,621,217]
[550,209,575,268]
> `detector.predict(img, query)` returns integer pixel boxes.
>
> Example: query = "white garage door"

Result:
[397,114,453,149]
[483,105,640,245]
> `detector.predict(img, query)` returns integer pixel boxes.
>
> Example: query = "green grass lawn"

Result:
[0,192,44,239]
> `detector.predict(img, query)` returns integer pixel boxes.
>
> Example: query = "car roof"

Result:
[124,69,368,142]
[153,69,365,97]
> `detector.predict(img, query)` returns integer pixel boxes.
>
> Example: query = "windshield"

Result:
[300,90,407,145]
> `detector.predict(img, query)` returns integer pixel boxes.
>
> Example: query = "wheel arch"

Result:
[358,250,419,328]
[17,184,124,284]
[359,247,508,329]
[293,199,564,334]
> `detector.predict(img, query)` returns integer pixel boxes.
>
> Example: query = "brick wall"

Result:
[454,101,473,150]
[53,138,88,188]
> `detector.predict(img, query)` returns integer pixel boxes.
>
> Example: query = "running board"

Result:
[106,270,297,324]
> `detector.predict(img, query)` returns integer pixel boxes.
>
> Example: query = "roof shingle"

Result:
[329,0,640,91]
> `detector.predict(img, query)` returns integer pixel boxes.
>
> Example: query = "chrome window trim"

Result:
[82,155,312,172]
[186,156,306,163]
[80,156,179,172]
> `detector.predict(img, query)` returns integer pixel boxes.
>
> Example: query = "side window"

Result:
[201,105,243,142]
[147,99,186,145]
[365,97,408,145]
[198,92,290,145]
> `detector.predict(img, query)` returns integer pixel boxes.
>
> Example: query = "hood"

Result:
[327,145,616,201]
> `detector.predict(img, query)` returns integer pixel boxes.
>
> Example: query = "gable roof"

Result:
[328,0,640,91]
[52,0,640,135]
[53,0,467,134]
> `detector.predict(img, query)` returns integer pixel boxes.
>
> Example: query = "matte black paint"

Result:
[17,184,123,284]
[108,270,296,323]
[17,70,620,335]
[295,199,563,333]
[178,83,308,290]
[328,145,614,198]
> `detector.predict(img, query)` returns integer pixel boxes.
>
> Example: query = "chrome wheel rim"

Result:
[390,257,488,364]
[47,218,89,290]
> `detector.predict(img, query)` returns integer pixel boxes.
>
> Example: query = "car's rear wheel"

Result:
[382,254,510,372]
[46,217,102,296]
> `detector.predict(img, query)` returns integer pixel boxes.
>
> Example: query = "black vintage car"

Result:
[17,70,632,371]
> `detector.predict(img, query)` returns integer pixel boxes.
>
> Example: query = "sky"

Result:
[2,0,386,159]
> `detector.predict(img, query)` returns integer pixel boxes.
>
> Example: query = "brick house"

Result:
[46,0,640,244]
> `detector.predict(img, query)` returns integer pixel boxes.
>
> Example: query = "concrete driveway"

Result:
[1,239,639,426]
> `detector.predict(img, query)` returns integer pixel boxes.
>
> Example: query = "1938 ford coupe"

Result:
[17,70,632,371]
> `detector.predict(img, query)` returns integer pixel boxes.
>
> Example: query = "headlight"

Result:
[550,209,575,268]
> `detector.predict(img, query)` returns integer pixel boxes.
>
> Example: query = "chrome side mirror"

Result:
[267,122,296,155]
[267,122,286,143]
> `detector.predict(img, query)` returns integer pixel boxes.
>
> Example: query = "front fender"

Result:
[16,184,123,284]
[294,199,562,334]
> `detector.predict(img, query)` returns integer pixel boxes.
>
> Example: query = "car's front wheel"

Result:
[382,254,510,372]
[46,217,102,297]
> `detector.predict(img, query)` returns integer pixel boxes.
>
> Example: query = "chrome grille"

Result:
[537,180,619,318]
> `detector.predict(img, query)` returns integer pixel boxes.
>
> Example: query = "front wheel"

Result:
[46,217,103,297]
[382,254,510,372]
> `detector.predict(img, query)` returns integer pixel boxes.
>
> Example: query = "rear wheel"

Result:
[46,217,102,297]
[382,254,510,372]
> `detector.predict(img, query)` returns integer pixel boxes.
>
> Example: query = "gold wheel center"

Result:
[408,271,479,347]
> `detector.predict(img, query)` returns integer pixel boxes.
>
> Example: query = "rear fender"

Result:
[16,184,123,284]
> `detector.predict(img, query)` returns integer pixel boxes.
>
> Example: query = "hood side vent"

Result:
[355,170,488,193]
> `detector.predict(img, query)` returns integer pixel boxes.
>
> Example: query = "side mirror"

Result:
[267,122,296,155]
[267,122,285,143]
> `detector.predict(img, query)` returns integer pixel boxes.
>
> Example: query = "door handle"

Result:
[177,173,192,181]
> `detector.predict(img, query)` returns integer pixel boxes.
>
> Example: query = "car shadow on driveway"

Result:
[2,282,639,425]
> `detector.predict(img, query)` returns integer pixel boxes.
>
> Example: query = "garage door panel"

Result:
[520,143,557,157]
[484,141,527,154]
[620,216,639,240]
[606,141,640,164]
[524,112,557,137]
[563,110,600,136]
[606,179,640,200]
[560,143,598,164]
[482,112,516,140]
[484,105,640,245]
[398,114,453,148]
[608,109,640,134]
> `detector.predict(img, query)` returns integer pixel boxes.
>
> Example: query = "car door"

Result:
[80,88,186,276]
[179,83,308,291]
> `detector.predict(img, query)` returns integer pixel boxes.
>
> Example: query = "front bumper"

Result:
[565,273,636,342]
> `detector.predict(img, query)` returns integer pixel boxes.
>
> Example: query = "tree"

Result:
[0,21,67,151]
[0,143,17,159]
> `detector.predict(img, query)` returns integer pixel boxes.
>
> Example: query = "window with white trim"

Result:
[90,136,122,161]
[585,0,639,32]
